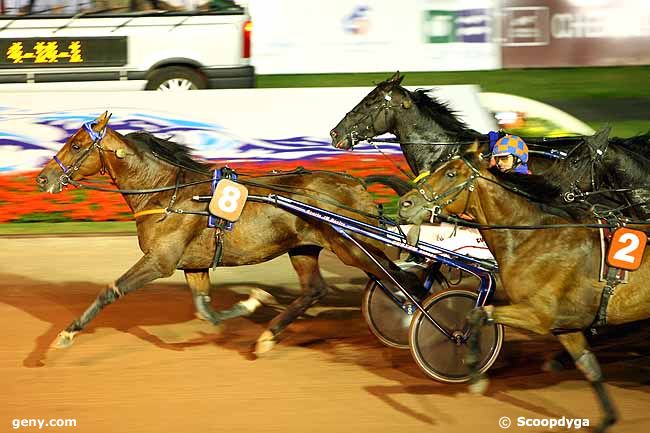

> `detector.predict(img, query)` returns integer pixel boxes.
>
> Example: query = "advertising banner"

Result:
[249,0,501,73]
[500,0,650,67]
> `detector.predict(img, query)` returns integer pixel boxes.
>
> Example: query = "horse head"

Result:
[36,111,117,193]
[330,71,415,150]
[585,126,611,162]
[551,126,614,202]
[399,145,486,225]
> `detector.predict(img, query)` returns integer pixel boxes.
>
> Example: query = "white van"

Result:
[0,2,254,91]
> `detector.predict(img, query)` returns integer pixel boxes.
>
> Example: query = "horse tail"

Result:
[363,174,413,196]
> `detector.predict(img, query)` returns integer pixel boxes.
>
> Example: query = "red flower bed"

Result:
[0,154,410,223]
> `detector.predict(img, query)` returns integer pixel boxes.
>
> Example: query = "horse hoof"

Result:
[254,331,276,356]
[250,288,277,306]
[195,312,210,321]
[468,377,489,395]
[52,331,77,349]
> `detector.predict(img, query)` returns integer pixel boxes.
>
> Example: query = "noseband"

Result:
[52,121,109,186]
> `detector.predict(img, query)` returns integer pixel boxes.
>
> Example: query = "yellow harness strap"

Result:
[411,170,431,184]
[133,208,167,218]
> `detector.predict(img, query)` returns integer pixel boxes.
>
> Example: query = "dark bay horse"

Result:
[397,149,650,432]
[330,71,543,176]
[330,72,650,217]
[35,112,419,355]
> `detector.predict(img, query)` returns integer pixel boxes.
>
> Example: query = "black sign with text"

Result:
[0,37,127,68]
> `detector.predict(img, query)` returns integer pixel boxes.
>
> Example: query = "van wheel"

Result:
[145,66,207,91]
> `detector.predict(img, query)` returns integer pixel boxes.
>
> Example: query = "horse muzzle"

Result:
[35,172,64,194]
[398,200,432,225]
[331,129,360,150]
[334,138,350,150]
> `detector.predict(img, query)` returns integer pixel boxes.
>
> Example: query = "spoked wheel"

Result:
[361,280,415,349]
[408,290,503,383]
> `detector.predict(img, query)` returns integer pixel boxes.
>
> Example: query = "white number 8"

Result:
[217,185,241,213]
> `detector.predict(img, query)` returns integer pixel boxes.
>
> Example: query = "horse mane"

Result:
[488,167,589,220]
[406,88,482,140]
[491,169,561,202]
[609,130,650,156]
[607,132,650,187]
[123,131,210,174]
[546,130,650,190]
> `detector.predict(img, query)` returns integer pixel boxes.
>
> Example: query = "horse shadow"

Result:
[0,271,365,368]
[311,321,650,427]
[5,270,650,428]
[209,302,650,427]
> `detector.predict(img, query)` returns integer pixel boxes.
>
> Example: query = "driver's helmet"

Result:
[491,134,530,174]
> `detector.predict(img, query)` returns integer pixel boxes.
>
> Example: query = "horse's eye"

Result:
[446,170,457,178]
[71,144,81,152]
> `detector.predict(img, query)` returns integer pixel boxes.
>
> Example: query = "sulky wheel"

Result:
[361,279,416,349]
[408,289,503,383]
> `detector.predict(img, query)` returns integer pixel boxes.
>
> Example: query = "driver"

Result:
[490,134,531,174]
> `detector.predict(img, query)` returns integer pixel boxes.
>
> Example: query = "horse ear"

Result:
[388,71,404,85]
[594,126,611,141]
[93,111,111,133]
[588,126,611,157]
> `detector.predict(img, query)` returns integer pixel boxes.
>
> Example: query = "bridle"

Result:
[52,121,112,187]
[412,156,481,222]
[340,88,407,147]
[413,156,545,222]
[47,120,390,222]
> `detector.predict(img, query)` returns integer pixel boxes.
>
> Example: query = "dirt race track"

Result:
[2,236,650,433]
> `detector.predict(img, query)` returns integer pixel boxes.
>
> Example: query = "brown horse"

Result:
[35,112,419,355]
[397,149,650,432]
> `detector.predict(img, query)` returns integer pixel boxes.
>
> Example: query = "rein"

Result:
[418,157,650,230]
[369,137,478,146]
[50,123,389,223]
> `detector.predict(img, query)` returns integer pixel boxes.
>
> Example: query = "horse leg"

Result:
[466,303,550,394]
[542,349,575,372]
[52,252,175,348]
[557,332,618,433]
[185,269,276,324]
[255,245,326,356]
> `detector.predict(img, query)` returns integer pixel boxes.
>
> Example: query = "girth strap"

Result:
[592,267,620,330]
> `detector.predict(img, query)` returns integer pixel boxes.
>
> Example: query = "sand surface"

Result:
[2,236,650,433]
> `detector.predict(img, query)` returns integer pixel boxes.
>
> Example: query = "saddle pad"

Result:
[208,168,237,230]
[599,226,629,283]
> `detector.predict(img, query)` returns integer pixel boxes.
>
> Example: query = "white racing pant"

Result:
[392,222,494,261]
